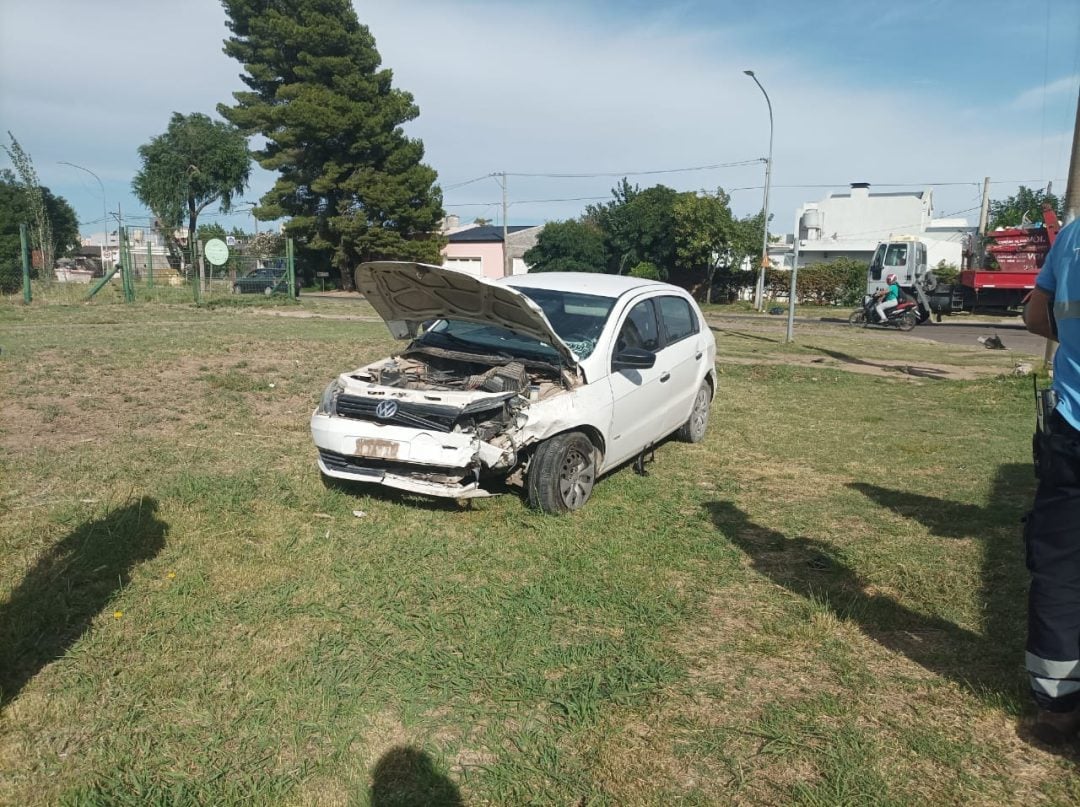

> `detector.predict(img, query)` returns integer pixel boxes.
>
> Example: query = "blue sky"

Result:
[1,0,1077,240]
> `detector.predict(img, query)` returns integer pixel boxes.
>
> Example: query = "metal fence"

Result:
[79,229,298,305]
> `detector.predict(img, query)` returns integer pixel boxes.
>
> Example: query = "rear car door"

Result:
[606,297,669,466]
[654,295,706,433]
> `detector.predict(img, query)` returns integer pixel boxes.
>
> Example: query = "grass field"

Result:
[1,292,1077,805]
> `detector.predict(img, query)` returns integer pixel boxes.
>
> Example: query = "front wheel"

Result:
[896,311,917,332]
[848,310,867,328]
[231,283,241,295]
[527,431,597,514]
[264,285,274,297]
[677,381,711,443]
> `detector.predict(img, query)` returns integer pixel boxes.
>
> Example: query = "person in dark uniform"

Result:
[1022,215,1080,745]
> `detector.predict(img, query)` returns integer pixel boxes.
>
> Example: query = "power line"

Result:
[504,159,765,179]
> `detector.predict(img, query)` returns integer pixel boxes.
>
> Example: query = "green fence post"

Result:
[286,238,296,300]
[147,241,154,289]
[191,240,200,304]
[19,223,32,304]
[86,263,120,299]
[122,228,135,303]
[119,228,129,302]
[120,228,128,302]
[127,233,136,302]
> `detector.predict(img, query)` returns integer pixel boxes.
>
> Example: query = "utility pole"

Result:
[744,70,774,311]
[501,171,510,277]
[1064,87,1080,224]
[114,203,123,268]
[977,176,991,235]
[1040,87,1080,370]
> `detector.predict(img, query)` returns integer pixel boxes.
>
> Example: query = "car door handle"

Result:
[660,372,671,383]
[695,351,703,360]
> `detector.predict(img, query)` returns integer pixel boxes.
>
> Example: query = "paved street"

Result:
[305,292,1049,358]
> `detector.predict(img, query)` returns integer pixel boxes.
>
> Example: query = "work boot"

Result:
[1032,708,1080,746]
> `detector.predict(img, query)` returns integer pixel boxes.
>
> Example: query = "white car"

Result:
[311,262,717,513]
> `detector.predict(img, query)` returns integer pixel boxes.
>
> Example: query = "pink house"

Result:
[441,224,543,279]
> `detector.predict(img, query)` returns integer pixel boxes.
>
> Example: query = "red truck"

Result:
[866,206,1061,321]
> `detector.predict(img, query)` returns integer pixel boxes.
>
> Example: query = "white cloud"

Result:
[0,0,1074,234]
[1010,74,1080,109]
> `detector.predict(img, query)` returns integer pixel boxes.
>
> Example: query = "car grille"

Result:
[335,394,459,432]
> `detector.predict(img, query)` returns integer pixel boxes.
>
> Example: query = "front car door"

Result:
[605,297,669,467]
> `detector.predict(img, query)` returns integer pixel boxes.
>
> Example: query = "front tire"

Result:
[231,283,241,295]
[677,381,711,443]
[264,285,274,297]
[848,310,867,328]
[527,431,597,514]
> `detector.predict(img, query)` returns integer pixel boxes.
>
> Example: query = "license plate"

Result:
[353,437,403,460]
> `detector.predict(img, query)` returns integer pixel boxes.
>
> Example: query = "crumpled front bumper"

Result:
[311,412,509,498]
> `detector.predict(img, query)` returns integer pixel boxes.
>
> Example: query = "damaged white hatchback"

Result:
[311,262,717,513]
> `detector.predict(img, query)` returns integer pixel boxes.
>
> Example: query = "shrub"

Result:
[629,261,661,280]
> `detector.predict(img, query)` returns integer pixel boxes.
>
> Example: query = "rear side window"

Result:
[658,296,698,344]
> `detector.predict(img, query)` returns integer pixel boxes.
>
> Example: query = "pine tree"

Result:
[218,0,445,286]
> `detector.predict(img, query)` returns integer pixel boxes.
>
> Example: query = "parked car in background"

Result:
[311,262,717,513]
[232,267,297,296]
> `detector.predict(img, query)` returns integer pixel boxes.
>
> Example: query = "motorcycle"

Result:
[848,294,919,332]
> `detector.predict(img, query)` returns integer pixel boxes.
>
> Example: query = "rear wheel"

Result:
[231,283,241,295]
[527,431,597,514]
[848,310,867,328]
[264,285,274,297]
[897,311,917,332]
[677,381,711,443]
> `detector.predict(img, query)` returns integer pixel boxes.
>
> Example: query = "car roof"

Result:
[500,272,666,298]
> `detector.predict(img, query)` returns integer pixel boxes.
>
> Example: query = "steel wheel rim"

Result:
[558,446,594,510]
[691,387,709,437]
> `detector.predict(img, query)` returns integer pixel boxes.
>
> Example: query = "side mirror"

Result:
[612,347,656,371]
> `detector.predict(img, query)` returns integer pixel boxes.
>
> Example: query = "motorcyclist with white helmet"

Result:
[874,272,901,323]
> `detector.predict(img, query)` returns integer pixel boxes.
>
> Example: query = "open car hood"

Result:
[355,261,579,368]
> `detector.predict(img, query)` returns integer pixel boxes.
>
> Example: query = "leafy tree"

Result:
[3,134,55,279]
[219,0,445,289]
[132,112,251,269]
[247,231,287,260]
[0,170,80,292]
[988,185,1064,230]
[197,222,228,243]
[587,181,678,276]
[673,190,763,301]
[472,217,492,226]
[524,220,607,272]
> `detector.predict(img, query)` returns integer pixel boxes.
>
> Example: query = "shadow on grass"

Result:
[370,746,462,807]
[0,497,167,706]
[706,462,1078,762]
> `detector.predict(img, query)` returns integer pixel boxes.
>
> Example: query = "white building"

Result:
[783,183,972,270]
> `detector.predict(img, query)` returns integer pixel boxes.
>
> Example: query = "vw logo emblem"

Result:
[375,400,399,420]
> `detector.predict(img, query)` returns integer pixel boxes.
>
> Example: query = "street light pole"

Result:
[743,70,773,311]
[58,161,108,262]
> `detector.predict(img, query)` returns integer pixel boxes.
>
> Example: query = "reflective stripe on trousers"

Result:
[1025,414,1080,712]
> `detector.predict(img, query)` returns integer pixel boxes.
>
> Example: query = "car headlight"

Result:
[317,380,342,415]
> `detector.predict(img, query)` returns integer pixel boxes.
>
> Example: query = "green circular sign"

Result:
[204,238,230,266]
